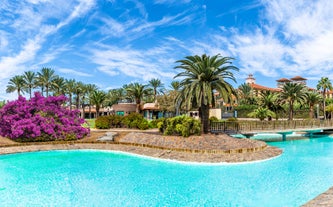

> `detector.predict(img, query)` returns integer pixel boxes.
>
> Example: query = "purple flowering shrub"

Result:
[0,93,89,142]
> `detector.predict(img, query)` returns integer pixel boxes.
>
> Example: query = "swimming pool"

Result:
[0,137,332,206]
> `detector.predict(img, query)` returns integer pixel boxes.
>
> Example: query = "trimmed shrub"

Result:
[149,118,163,129]
[158,115,201,137]
[122,113,147,129]
[209,116,219,122]
[95,116,111,129]
[0,92,89,142]
[109,115,123,128]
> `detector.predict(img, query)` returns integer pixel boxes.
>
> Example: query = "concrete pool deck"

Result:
[0,129,332,206]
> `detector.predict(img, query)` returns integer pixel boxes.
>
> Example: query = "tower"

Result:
[245,74,255,84]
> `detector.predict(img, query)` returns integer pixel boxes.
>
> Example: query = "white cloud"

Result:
[200,0,333,82]
[89,44,176,82]
[0,0,96,81]
[0,37,42,79]
[58,68,92,77]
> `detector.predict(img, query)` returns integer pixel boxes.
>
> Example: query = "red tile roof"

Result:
[291,76,307,81]
[141,103,160,110]
[249,83,282,92]
[276,78,291,82]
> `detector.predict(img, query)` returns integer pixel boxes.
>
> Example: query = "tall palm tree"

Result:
[317,77,333,120]
[259,90,283,120]
[148,78,164,102]
[170,80,181,91]
[170,81,181,115]
[79,83,89,119]
[90,90,107,118]
[51,76,66,96]
[279,82,306,121]
[86,84,98,119]
[238,83,256,105]
[248,107,276,121]
[125,82,150,113]
[6,75,25,97]
[36,67,56,96]
[74,81,84,110]
[65,79,76,110]
[304,90,322,119]
[22,71,36,99]
[106,88,126,106]
[174,54,238,133]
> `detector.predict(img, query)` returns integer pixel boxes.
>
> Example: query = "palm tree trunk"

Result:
[323,91,326,120]
[69,94,73,111]
[309,105,314,119]
[201,104,209,134]
[96,108,99,118]
[289,101,293,121]
[82,104,86,119]
[136,99,140,113]
[29,87,32,99]
[89,104,92,119]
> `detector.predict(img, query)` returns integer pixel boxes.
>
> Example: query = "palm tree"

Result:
[86,84,98,119]
[74,81,84,110]
[304,91,322,119]
[259,90,283,120]
[125,82,150,113]
[238,83,257,105]
[22,71,36,98]
[174,54,238,133]
[6,75,25,97]
[79,83,89,119]
[248,107,276,121]
[170,81,181,115]
[170,80,181,91]
[51,76,66,96]
[148,78,164,102]
[106,88,126,106]
[90,90,107,118]
[64,79,76,110]
[317,77,333,120]
[279,82,306,121]
[36,67,56,96]
[326,104,333,119]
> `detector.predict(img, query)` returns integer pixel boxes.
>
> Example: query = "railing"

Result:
[210,119,333,134]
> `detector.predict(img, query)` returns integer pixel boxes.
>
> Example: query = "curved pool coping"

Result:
[0,142,282,164]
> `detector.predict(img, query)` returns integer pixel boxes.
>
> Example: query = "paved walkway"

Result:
[302,187,333,206]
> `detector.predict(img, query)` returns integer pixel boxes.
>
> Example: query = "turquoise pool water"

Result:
[0,137,333,207]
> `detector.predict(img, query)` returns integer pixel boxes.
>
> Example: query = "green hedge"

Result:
[95,113,149,130]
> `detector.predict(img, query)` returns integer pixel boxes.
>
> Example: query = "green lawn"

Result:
[84,119,95,129]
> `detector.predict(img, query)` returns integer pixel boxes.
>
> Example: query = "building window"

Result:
[116,111,125,116]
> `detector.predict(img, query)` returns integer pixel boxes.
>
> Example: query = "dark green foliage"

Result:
[95,116,111,129]
[149,118,164,128]
[234,104,258,118]
[122,113,143,127]
[157,115,201,137]
[108,115,123,128]
[227,117,238,122]
[209,116,219,122]
[95,113,149,130]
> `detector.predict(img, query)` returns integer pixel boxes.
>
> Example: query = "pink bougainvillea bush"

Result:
[0,93,89,142]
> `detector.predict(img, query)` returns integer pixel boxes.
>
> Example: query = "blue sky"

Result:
[1,0,333,100]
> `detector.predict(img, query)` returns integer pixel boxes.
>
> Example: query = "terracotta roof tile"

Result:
[291,76,307,80]
[276,78,291,82]
[249,83,281,92]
